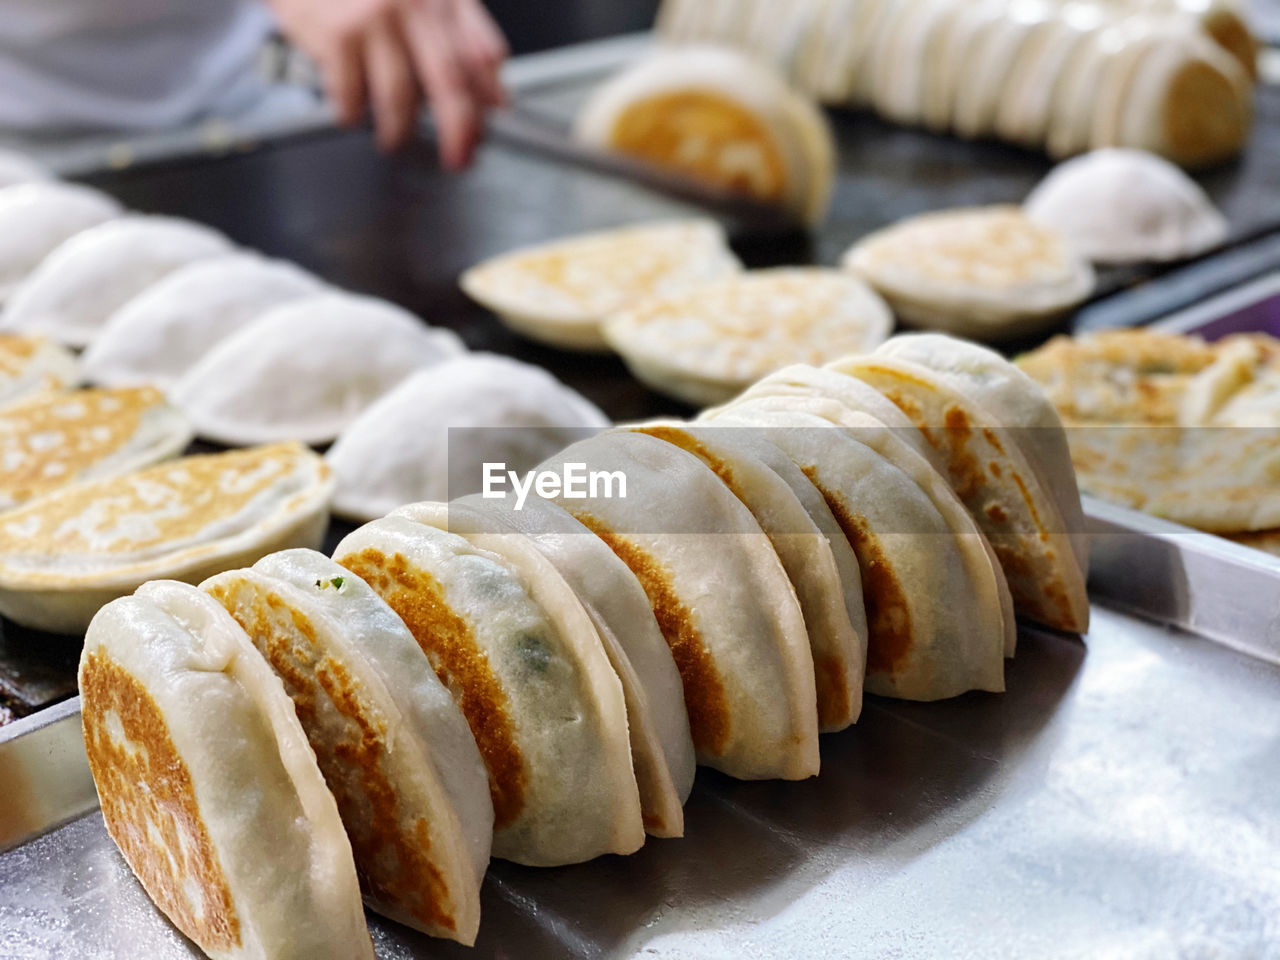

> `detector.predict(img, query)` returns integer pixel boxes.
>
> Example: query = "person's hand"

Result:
[267,0,508,167]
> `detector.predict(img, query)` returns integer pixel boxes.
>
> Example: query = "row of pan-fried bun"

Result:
[80,330,1090,957]
[655,0,1255,168]
[573,45,837,225]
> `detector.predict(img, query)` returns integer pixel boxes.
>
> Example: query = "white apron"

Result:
[0,0,275,132]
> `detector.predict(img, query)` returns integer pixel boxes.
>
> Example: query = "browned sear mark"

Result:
[339,548,527,831]
[571,511,731,757]
[813,653,850,729]
[212,582,456,931]
[806,470,913,679]
[81,653,241,953]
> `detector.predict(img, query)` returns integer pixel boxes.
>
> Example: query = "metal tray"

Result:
[1082,270,1280,661]
[3,586,1280,959]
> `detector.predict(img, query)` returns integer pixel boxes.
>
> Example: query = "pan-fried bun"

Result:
[334,512,644,866]
[203,550,492,944]
[80,580,373,960]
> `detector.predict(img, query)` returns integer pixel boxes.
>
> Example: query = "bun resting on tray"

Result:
[702,401,1010,698]
[0,442,332,633]
[623,420,869,730]
[447,492,696,838]
[334,508,645,866]
[841,205,1096,342]
[327,353,609,522]
[534,430,821,779]
[0,181,122,302]
[0,333,79,408]
[203,550,492,944]
[830,348,1090,634]
[79,580,374,960]
[0,385,191,511]
[82,253,327,390]
[172,293,465,446]
[0,215,233,348]
[601,267,892,407]
[1025,148,1228,264]
[574,45,834,225]
[460,219,741,352]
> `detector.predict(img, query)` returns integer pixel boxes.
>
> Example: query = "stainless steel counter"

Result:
[2,603,1278,959]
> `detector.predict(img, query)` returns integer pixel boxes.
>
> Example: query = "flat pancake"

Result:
[0,442,332,632]
[841,206,1096,342]
[460,219,741,352]
[0,386,192,510]
[602,268,892,407]
[0,333,79,408]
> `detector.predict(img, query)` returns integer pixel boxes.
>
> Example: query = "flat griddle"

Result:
[1,32,1280,960]
[500,34,1280,336]
[3,32,1280,716]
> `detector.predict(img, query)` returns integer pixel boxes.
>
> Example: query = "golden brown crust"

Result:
[1163,59,1249,168]
[813,653,851,730]
[1016,330,1218,425]
[1204,12,1258,81]
[0,443,320,559]
[641,426,851,727]
[610,92,787,203]
[80,652,240,953]
[338,548,526,832]
[0,386,168,506]
[804,469,913,681]
[571,511,732,757]
[206,581,456,933]
[641,426,738,494]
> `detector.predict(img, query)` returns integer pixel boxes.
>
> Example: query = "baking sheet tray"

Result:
[3,598,1279,960]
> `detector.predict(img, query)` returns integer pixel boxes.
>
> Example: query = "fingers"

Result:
[322,28,367,127]
[454,0,509,108]
[401,2,480,170]
[363,11,421,150]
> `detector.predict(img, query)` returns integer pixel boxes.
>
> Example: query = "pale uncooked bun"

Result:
[1025,148,1227,263]
[327,352,609,520]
